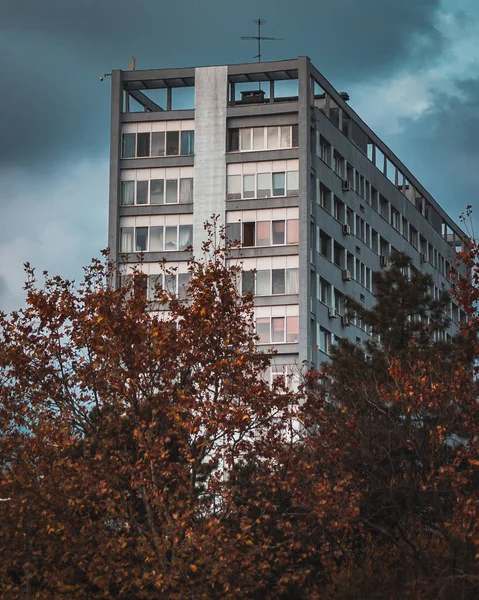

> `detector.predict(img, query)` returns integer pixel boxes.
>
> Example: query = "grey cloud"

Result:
[0,0,447,169]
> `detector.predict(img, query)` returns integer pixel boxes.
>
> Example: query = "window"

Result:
[272,269,285,294]
[147,273,191,300]
[318,327,331,354]
[227,169,298,199]
[121,181,135,206]
[243,222,256,247]
[272,317,285,343]
[243,268,299,296]
[256,318,270,344]
[286,171,299,195]
[121,129,194,158]
[272,172,285,196]
[256,316,298,344]
[180,131,195,156]
[242,271,255,294]
[135,227,148,251]
[238,219,298,247]
[122,134,135,158]
[230,125,298,152]
[243,175,255,198]
[256,271,271,295]
[179,178,194,203]
[120,227,134,253]
[165,180,178,204]
[257,221,270,246]
[137,133,150,157]
[257,173,271,198]
[227,175,242,200]
[286,316,299,343]
[150,226,163,251]
[136,181,148,205]
[150,180,164,205]
[272,221,285,245]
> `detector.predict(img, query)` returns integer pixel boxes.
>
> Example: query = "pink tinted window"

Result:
[287,219,299,244]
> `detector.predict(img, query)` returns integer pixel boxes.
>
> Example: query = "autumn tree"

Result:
[309,251,479,599]
[0,224,357,600]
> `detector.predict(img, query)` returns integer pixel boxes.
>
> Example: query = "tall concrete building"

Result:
[108,57,467,383]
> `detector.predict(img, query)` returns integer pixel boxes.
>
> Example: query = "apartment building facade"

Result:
[108,57,467,383]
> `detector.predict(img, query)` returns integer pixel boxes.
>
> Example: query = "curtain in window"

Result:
[179,225,192,250]
[257,221,270,246]
[286,269,299,294]
[286,316,299,343]
[179,178,194,203]
[180,131,195,156]
[149,227,163,252]
[272,317,285,343]
[120,227,134,253]
[286,219,299,244]
[121,181,135,205]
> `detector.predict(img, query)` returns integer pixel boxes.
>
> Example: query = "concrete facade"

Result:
[108,57,467,384]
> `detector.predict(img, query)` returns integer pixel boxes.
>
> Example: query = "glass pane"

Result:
[165,226,177,250]
[286,316,299,343]
[148,275,162,300]
[292,124,299,147]
[149,226,163,251]
[240,128,251,150]
[227,175,241,200]
[151,132,165,156]
[121,181,135,205]
[280,126,291,148]
[272,172,285,196]
[229,129,239,152]
[150,180,164,204]
[135,227,148,251]
[242,271,255,294]
[267,126,279,149]
[257,221,270,246]
[243,222,255,247]
[179,225,192,250]
[178,273,191,299]
[165,274,177,295]
[179,178,193,203]
[166,179,178,204]
[122,134,135,158]
[286,171,299,195]
[166,131,179,155]
[226,222,241,245]
[256,271,271,295]
[253,127,265,150]
[287,220,299,244]
[257,173,271,198]
[271,317,285,343]
[243,175,255,198]
[272,220,285,245]
[272,269,285,294]
[136,181,148,205]
[256,318,270,344]
[286,269,299,294]
[120,227,134,252]
[137,133,150,157]
[180,130,195,155]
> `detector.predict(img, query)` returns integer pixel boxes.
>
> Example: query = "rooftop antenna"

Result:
[241,19,283,62]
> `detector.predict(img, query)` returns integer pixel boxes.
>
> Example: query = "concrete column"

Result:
[193,66,228,258]
[108,70,123,272]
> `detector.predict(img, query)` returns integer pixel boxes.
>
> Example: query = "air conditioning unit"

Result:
[341,315,351,327]
[342,223,352,235]
[420,253,427,264]
[380,255,388,267]
[342,180,351,192]
[328,307,338,318]
[342,269,352,281]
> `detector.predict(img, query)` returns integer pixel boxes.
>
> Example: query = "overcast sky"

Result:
[1,0,478,312]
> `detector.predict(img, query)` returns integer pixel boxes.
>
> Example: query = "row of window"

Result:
[316,141,454,279]
[147,273,191,300]
[256,315,299,345]
[229,125,298,152]
[121,178,194,206]
[227,219,299,247]
[120,225,193,253]
[122,130,195,159]
[242,268,299,296]
[227,171,299,200]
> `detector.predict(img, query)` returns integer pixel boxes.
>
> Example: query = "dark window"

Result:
[178,273,191,299]
[122,134,136,158]
[243,222,255,247]
[292,124,299,147]
[242,271,255,294]
[272,269,285,294]
[136,181,148,205]
[272,172,285,196]
[137,133,150,157]
[229,128,239,152]
[226,223,241,244]
[166,131,179,155]
[135,227,148,251]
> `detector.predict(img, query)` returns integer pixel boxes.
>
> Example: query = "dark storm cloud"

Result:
[0,0,446,168]
[387,77,479,221]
